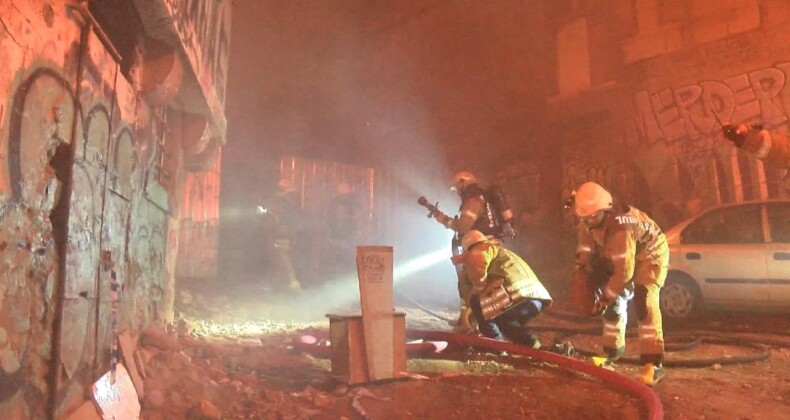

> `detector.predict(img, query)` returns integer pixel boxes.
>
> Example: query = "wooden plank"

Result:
[64,400,102,420]
[356,246,394,381]
[118,330,145,398]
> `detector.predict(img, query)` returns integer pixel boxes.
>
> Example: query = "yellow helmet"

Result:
[461,230,488,252]
[451,171,477,192]
[573,182,613,217]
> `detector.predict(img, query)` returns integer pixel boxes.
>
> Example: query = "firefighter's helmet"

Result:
[451,171,477,193]
[461,230,488,252]
[574,182,613,217]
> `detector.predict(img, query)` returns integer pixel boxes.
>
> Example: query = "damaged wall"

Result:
[0,0,229,418]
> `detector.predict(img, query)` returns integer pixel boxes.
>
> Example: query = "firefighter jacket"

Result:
[447,184,500,237]
[461,241,552,310]
[575,205,669,303]
[741,128,790,169]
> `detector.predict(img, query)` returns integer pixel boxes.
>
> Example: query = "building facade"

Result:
[0,0,229,417]
[545,0,789,228]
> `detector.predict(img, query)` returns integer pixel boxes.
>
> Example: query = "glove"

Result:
[722,123,747,147]
[452,306,476,334]
[501,222,516,238]
[591,298,609,316]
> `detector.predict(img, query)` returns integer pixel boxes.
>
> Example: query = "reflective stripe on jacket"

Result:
[464,242,552,305]
[575,206,669,301]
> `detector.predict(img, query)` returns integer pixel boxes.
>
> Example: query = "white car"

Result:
[660,199,790,320]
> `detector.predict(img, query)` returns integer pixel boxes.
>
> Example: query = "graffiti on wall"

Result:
[630,62,790,160]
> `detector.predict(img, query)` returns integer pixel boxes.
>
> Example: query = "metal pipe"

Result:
[66,1,122,63]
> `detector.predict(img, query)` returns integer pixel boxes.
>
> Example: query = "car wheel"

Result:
[660,273,701,320]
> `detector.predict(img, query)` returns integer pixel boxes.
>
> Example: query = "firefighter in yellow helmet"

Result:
[571,181,669,386]
[721,122,790,169]
[453,230,552,349]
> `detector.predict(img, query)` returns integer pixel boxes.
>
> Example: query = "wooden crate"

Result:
[326,312,406,384]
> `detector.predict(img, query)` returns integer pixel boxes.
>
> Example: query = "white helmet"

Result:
[461,230,488,252]
[573,182,613,217]
[451,171,477,193]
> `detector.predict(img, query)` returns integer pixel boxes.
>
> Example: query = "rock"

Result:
[237,338,262,346]
[186,400,222,419]
[711,364,722,370]
[144,389,165,408]
[1,347,21,374]
[142,327,181,352]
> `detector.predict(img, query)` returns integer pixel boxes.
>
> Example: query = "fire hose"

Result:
[293,329,664,420]
[393,301,773,367]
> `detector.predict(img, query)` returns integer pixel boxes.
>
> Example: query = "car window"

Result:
[766,203,790,243]
[681,204,763,244]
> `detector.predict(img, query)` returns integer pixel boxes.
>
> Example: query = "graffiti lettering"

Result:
[632,62,790,147]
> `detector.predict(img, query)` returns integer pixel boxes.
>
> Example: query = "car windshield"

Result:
[681,204,763,245]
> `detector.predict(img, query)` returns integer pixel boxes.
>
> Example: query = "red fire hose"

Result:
[294,329,664,420]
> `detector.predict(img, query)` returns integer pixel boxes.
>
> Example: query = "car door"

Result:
[766,202,790,304]
[680,203,768,304]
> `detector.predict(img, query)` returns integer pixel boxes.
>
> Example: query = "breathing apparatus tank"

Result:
[487,185,516,238]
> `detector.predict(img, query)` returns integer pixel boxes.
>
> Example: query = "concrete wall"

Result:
[0,0,228,417]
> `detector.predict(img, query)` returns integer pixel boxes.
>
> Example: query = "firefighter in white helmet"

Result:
[432,171,515,239]
[721,122,790,169]
[452,230,552,349]
[570,181,668,386]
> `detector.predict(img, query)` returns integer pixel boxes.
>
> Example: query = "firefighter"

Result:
[721,123,790,169]
[454,230,552,349]
[571,181,668,386]
[269,178,303,292]
[431,171,515,333]
[432,171,515,239]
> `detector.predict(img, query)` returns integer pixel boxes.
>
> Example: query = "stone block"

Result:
[693,18,730,45]
[728,5,761,35]
[623,32,667,63]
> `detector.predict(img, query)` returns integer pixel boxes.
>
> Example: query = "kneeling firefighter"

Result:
[428,171,516,332]
[453,230,552,348]
[570,181,669,386]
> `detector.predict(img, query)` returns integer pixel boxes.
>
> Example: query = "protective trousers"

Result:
[470,298,542,347]
[601,262,666,365]
[274,239,301,291]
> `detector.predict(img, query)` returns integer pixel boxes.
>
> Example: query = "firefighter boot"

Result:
[591,356,616,371]
[638,363,665,386]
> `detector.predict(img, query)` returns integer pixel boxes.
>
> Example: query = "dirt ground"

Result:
[136,281,790,420]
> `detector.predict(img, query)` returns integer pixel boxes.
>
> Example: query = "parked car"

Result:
[659,199,790,320]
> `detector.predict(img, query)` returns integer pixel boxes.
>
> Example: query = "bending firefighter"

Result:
[429,171,516,332]
[454,230,552,349]
[570,182,669,386]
